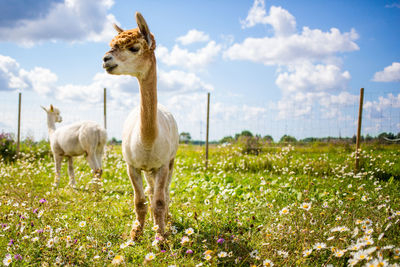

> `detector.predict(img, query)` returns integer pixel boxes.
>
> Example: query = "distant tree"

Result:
[279,135,297,143]
[179,132,192,144]
[220,136,234,144]
[235,130,253,140]
[263,135,274,143]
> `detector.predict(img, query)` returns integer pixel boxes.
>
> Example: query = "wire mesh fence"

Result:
[0,87,399,143]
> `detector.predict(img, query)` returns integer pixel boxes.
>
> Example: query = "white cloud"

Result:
[276,63,351,95]
[176,29,210,45]
[0,54,58,94]
[241,0,296,36]
[156,41,222,70]
[0,0,117,45]
[364,93,400,119]
[158,70,213,93]
[224,27,359,65]
[372,62,400,82]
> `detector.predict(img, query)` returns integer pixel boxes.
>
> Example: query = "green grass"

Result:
[0,143,399,266]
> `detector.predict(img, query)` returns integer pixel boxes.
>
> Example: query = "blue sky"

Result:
[0,0,399,141]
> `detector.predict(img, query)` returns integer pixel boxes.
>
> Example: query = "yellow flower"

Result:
[112,255,124,265]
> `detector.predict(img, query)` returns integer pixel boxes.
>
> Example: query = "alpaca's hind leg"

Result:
[86,151,102,190]
[164,158,175,224]
[128,165,147,240]
[53,155,62,187]
[67,157,76,187]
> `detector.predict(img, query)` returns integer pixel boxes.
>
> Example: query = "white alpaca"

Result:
[103,12,179,239]
[41,105,107,189]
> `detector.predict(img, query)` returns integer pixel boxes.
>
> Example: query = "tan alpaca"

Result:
[103,12,179,240]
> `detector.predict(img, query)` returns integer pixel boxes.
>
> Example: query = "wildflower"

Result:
[300,202,312,211]
[303,249,312,257]
[32,237,39,242]
[152,239,159,247]
[79,221,86,227]
[186,249,193,254]
[171,225,178,234]
[145,252,155,261]
[39,198,47,204]
[263,259,274,266]
[279,207,289,215]
[204,250,213,255]
[313,242,326,250]
[181,236,190,245]
[93,255,100,260]
[3,254,12,266]
[353,249,369,261]
[152,225,159,231]
[130,220,140,229]
[365,258,388,267]
[322,202,329,208]
[393,247,400,255]
[112,255,124,265]
[217,238,225,244]
[107,241,112,247]
[47,238,54,248]
[361,195,368,201]
[334,249,346,257]
[108,251,115,259]
[218,251,228,258]
[38,210,44,218]
[327,236,335,241]
[250,249,259,258]
[14,254,22,260]
[185,227,194,235]
[204,254,212,261]
[204,199,210,205]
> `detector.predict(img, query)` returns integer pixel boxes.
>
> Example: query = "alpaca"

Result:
[41,105,107,189]
[102,12,179,240]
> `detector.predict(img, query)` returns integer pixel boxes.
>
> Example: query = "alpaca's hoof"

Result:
[130,228,143,240]
[86,178,102,191]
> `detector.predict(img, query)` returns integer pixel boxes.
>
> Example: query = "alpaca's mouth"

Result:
[103,64,118,73]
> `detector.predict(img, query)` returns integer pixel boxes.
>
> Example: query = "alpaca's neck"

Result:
[47,116,56,135]
[137,57,158,148]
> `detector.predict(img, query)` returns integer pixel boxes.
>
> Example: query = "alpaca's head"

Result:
[103,12,156,78]
[41,104,62,123]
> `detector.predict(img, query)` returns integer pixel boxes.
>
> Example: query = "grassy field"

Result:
[0,142,400,266]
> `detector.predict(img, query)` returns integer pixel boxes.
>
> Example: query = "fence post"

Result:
[205,92,210,169]
[104,88,107,129]
[355,88,364,172]
[16,92,22,158]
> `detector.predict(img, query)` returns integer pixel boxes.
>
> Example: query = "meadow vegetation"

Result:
[0,140,400,266]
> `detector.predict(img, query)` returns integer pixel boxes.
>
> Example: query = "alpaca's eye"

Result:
[128,46,140,53]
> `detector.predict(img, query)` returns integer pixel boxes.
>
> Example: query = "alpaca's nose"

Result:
[103,54,113,62]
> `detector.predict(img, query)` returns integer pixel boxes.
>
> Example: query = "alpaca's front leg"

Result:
[127,165,147,239]
[152,164,169,240]
[53,155,62,187]
[67,157,76,187]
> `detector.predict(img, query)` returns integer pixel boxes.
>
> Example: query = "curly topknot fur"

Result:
[109,28,156,51]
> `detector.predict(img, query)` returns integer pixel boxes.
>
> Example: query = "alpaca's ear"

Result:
[41,105,47,112]
[50,104,54,112]
[135,12,152,48]
[113,23,124,33]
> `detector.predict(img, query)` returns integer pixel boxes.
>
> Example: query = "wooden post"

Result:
[103,88,107,129]
[205,92,210,169]
[16,92,22,158]
[355,88,364,172]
